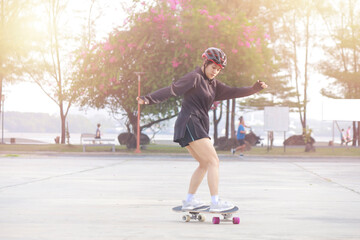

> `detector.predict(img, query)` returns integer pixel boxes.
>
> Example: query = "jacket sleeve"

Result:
[214,80,263,101]
[141,72,198,105]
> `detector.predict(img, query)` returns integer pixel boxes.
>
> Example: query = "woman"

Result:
[231,116,248,157]
[137,47,267,212]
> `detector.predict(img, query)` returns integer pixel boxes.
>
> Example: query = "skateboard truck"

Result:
[182,211,206,222]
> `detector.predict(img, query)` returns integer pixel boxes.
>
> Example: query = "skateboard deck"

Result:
[172,205,240,224]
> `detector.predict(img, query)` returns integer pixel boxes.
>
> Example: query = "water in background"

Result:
[2,132,336,146]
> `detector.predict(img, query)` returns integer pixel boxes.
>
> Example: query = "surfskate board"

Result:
[172,205,240,224]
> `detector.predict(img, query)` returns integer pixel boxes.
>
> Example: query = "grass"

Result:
[0,143,359,157]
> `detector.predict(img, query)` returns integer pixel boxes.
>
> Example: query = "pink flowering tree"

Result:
[72,0,278,138]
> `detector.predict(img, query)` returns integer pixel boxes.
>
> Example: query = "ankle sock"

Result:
[211,195,219,204]
[186,193,194,202]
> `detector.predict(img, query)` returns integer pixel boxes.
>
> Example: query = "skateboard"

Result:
[172,205,240,224]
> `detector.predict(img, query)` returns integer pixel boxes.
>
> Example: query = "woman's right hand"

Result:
[136,97,146,105]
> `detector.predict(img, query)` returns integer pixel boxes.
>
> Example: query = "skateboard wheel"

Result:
[182,215,191,222]
[212,217,220,224]
[233,217,240,224]
[198,214,205,222]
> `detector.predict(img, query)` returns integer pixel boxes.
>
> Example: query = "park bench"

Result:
[80,133,116,152]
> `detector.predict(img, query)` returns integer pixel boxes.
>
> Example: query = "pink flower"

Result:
[238,41,244,46]
[265,33,271,40]
[232,49,238,54]
[81,51,87,58]
[101,73,106,77]
[99,84,104,91]
[199,9,208,15]
[127,43,136,49]
[109,77,116,83]
[209,25,214,29]
[123,18,129,26]
[214,14,223,21]
[172,58,181,68]
[185,43,191,49]
[103,42,114,51]
[256,38,261,45]
[109,56,117,63]
[91,65,98,72]
[153,13,165,22]
[168,0,180,10]
[119,46,125,54]
[245,41,251,48]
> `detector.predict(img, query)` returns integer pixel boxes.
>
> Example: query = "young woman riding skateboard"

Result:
[137,47,267,212]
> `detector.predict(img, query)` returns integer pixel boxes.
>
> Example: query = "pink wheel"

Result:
[212,217,220,224]
[233,217,240,224]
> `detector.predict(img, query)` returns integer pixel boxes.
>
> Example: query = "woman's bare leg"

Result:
[185,145,208,194]
[186,138,219,196]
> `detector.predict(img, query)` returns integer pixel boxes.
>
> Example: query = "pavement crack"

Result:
[293,163,360,196]
[0,160,130,190]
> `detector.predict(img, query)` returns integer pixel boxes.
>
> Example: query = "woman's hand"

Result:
[252,80,268,91]
[257,80,268,89]
[136,97,148,105]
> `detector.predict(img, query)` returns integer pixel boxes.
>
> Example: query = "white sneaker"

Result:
[209,199,234,212]
[231,148,235,155]
[181,198,206,210]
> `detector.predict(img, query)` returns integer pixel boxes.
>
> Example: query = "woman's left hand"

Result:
[257,80,268,89]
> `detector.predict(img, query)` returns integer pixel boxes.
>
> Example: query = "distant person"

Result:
[231,116,248,157]
[269,131,274,149]
[95,123,101,139]
[346,126,351,145]
[340,128,346,145]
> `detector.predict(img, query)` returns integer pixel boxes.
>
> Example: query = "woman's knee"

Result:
[203,156,219,169]
[197,156,218,169]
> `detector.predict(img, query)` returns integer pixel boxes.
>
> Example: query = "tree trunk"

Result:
[358,121,360,147]
[352,121,357,146]
[290,13,304,132]
[213,108,218,145]
[213,101,223,145]
[225,99,230,139]
[0,74,2,118]
[60,104,66,144]
[230,98,236,139]
[303,9,310,133]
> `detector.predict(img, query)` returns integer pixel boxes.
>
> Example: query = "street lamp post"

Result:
[1,95,4,144]
[134,72,145,153]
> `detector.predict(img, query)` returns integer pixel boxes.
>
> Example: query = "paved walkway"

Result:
[0,154,360,240]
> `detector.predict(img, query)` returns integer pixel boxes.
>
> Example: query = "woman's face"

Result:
[204,62,222,80]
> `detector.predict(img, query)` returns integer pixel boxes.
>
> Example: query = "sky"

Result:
[1,0,340,121]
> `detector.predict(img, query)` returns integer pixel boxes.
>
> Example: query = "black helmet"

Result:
[202,47,227,69]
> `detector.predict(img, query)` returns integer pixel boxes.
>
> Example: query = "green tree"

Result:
[318,0,360,146]
[21,0,101,144]
[0,0,39,117]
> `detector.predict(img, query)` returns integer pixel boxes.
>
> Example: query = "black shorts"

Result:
[177,117,204,147]
[237,139,245,146]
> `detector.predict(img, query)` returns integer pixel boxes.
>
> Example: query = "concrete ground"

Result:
[0,153,360,240]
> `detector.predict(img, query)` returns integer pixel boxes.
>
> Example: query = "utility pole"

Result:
[134,72,145,153]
